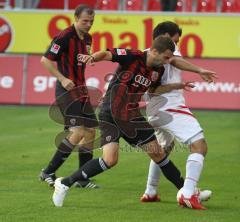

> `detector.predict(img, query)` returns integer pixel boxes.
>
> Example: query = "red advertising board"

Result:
[0,54,240,110]
[25,55,56,105]
[24,57,117,105]
[182,59,240,110]
[0,55,24,104]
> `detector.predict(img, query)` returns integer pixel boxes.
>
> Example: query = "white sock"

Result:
[182,153,204,198]
[145,160,161,196]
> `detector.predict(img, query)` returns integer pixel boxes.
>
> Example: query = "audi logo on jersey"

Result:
[134,75,151,87]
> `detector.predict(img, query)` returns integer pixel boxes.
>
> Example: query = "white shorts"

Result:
[148,107,204,146]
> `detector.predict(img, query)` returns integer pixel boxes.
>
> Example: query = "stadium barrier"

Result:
[0,54,239,110]
[0,10,240,58]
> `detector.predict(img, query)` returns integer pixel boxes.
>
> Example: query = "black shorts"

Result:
[53,81,98,129]
[99,111,156,147]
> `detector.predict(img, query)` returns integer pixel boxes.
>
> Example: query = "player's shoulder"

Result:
[55,25,74,40]
[125,49,144,59]
[128,49,143,55]
[110,48,143,57]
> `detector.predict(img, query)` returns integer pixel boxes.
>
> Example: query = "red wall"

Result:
[182,59,240,110]
[0,56,24,103]
[0,54,240,110]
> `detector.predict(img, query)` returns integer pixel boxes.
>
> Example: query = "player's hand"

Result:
[77,54,95,66]
[176,82,195,91]
[60,78,75,91]
[199,69,218,83]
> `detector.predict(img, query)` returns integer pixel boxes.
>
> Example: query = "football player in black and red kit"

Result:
[39,4,98,189]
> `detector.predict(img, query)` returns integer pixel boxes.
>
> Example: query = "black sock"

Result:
[78,149,93,168]
[62,157,109,187]
[44,138,74,174]
[157,157,184,189]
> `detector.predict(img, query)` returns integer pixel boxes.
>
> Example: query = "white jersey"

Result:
[147,47,186,110]
[145,47,203,145]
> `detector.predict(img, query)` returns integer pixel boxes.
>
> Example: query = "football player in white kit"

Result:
[141,22,216,210]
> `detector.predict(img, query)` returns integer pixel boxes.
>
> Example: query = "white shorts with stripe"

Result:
[147,105,204,146]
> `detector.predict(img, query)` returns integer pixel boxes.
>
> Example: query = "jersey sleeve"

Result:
[107,48,137,65]
[44,36,66,61]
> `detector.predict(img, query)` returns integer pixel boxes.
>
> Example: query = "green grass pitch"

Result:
[0,106,240,222]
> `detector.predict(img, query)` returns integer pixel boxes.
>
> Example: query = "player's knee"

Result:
[103,156,118,167]
[70,127,85,136]
[190,139,208,156]
[84,128,96,140]
[67,132,84,145]
[164,141,174,156]
[149,151,166,163]
[202,144,208,156]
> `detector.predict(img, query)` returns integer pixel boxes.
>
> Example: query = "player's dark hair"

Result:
[74,4,95,18]
[153,21,182,39]
[151,36,175,53]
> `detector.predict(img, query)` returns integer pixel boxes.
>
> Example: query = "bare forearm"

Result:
[149,82,195,95]
[41,56,75,90]
[73,51,112,66]
[149,84,182,94]
[40,56,65,82]
[170,57,201,73]
[170,57,217,83]
[91,51,112,62]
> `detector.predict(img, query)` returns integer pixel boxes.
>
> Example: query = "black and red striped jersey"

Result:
[44,25,92,86]
[101,48,164,121]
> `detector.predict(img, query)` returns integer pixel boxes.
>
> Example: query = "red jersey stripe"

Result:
[165,109,195,118]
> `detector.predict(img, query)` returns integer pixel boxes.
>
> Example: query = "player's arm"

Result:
[75,51,112,65]
[79,48,134,65]
[40,56,75,91]
[170,57,218,83]
[148,82,194,94]
[42,36,75,91]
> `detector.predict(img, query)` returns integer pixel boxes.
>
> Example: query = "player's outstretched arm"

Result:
[170,57,218,83]
[76,51,113,65]
[91,51,113,62]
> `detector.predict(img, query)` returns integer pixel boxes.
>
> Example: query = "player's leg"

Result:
[179,136,209,205]
[40,126,85,186]
[129,117,185,193]
[77,101,99,169]
[147,108,187,188]
[62,142,118,187]
[141,130,177,201]
[141,109,185,200]
[190,138,211,202]
[78,128,95,169]
[177,136,208,209]
[40,84,85,186]
[142,139,184,190]
[40,92,98,186]
[141,160,161,202]
[183,137,208,199]
[52,142,118,207]
[74,128,100,188]
[163,108,209,209]
[52,115,120,206]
